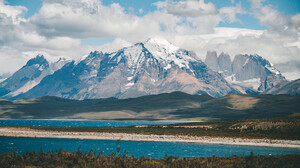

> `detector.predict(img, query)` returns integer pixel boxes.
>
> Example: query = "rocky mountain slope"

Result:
[0,73,10,83]
[204,51,287,93]
[0,38,237,100]
[266,78,300,96]
[0,55,69,99]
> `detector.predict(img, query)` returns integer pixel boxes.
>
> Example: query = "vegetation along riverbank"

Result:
[0,149,299,168]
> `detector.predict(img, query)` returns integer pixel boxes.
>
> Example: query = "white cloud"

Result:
[242,0,300,79]
[0,47,28,73]
[167,27,264,58]
[249,0,265,9]
[153,0,246,34]
[29,0,160,39]
[138,8,143,14]
[154,0,217,17]
[219,3,245,23]
[0,0,27,24]
[94,38,132,53]
[249,0,299,37]
[0,0,299,80]
[0,0,88,74]
[254,6,288,32]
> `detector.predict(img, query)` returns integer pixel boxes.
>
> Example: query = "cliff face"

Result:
[217,52,232,76]
[232,54,270,81]
[204,51,218,72]
[205,52,232,76]
[205,52,287,93]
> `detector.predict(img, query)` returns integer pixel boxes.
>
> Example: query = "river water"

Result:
[0,119,299,158]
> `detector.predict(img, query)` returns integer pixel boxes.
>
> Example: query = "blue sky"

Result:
[1,0,300,79]
[5,0,299,45]
[3,0,300,39]
[6,0,300,30]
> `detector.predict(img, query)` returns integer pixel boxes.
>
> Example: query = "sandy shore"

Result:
[1,127,300,148]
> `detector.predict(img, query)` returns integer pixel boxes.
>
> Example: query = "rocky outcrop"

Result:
[217,52,232,76]
[204,52,232,76]
[205,52,287,93]
[204,51,218,72]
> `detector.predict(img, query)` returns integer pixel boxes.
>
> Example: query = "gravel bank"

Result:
[1,127,300,148]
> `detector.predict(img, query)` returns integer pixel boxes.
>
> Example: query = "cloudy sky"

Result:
[0,0,300,80]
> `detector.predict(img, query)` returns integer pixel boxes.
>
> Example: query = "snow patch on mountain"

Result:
[6,80,40,97]
[0,78,7,83]
[146,37,179,53]
[243,58,249,67]
[266,64,281,75]
[226,75,261,90]
[123,44,145,68]
[125,82,135,88]
[143,38,196,70]
[127,76,134,81]
[76,54,89,64]
[164,64,171,70]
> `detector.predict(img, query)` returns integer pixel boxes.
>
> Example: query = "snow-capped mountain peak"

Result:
[25,54,49,67]
[144,37,179,54]
[141,37,196,69]
[57,57,66,63]
[106,37,197,71]
[143,37,178,58]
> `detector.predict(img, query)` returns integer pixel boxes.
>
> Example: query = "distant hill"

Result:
[0,92,299,120]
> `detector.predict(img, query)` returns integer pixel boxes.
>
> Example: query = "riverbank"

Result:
[1,127,300,148]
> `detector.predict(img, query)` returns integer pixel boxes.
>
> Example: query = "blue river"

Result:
[0,120,300,158]
[0,119,184,127]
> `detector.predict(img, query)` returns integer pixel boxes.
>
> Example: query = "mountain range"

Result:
[0,38,298,100]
